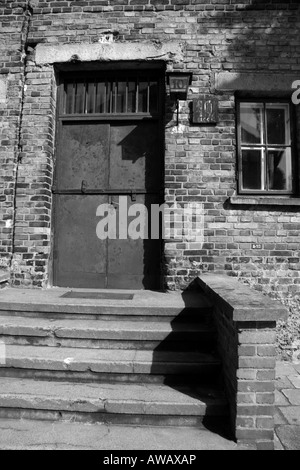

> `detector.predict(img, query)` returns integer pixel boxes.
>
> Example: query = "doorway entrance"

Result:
[53,70,164,290]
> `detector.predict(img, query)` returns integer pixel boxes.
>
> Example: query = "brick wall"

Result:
[198,274,287,450]
[236,324,277,450]
[0,1,300,300]
[0,1,31,273]
[11,61,57,287]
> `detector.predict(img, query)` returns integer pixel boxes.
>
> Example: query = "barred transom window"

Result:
[238,101,294,194]
[62,76,159,115]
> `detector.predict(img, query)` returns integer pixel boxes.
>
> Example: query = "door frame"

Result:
[51,63,166,290]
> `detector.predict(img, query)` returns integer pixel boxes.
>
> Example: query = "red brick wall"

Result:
[1,0,300,295]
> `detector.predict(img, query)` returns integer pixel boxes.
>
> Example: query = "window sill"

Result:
[229,196,300,206]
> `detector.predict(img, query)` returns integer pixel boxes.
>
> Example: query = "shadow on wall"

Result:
[206,0,300,97]
[210,0,300,75]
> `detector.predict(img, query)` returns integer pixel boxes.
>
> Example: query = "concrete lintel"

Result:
[197,275,288,322]
[0,76,7,104]
[35,41,185,65]
[215,72,298,93]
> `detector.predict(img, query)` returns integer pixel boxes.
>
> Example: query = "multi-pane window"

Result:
[62,76,159,116]
[238,101,294,194]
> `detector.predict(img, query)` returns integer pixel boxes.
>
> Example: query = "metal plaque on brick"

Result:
[192,97,218,124]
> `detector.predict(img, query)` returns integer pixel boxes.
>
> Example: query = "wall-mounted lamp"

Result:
[167,72,192,125]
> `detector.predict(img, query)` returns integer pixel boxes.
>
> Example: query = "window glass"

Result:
[86,82,95,114]
[138,81,148,113]
[127,81,136,113]
[268,149,292,191]
[74,82,85,114]
[116,81,126,113]
[240,103,263,145]
[266,104,290,145]
[65,82,74,114]
[95,82,106,113]
[241,149,263,190]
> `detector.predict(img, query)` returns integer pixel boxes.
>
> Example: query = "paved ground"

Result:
[274,361,300,450]
[0,420,249,451]
[0,361,298,450]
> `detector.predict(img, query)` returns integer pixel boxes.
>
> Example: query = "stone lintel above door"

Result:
[34,41,185,66]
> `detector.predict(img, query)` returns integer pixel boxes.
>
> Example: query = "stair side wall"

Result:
[197,275,287,450]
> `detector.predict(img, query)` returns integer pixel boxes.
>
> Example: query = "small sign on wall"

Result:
[252,244,262,250]
[192,97,218,124]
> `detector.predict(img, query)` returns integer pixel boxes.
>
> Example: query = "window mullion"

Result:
[147,78,150,113]
[263,103,268,192]
[136,79,139,114]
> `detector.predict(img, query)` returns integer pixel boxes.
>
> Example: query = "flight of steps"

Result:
[0,289,229,432]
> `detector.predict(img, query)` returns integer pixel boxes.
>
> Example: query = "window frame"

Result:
[237,98,297,196]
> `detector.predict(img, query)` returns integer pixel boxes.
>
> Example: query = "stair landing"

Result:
[0,287,212,315]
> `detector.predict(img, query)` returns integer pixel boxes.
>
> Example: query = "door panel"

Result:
[56,122,110,190]
[54,195,108,288]
[109,122,161,191]
[107,194,161,290]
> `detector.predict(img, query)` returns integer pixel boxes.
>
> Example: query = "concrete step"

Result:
[0,377,229,426]
[0,289,228,433]
[0,316,216,351]
[0,344,221,376]
[0,288,213,322]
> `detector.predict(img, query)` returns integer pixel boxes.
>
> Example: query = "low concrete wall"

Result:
[197,274,288,451]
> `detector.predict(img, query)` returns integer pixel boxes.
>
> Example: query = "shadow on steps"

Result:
[150,280,233,442]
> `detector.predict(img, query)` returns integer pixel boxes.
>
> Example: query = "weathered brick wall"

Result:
[236,323,277,450]
[10,62,57,287]
[212,309,277,450]
[0,1,31,273]
[198,274,286,450]
[161,2,300,297]
[0,1,300,296]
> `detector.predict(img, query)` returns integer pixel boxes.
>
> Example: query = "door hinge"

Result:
[81,180,87,194]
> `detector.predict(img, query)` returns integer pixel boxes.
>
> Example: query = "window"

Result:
[62,75,159,116]
[237,101,295,194]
